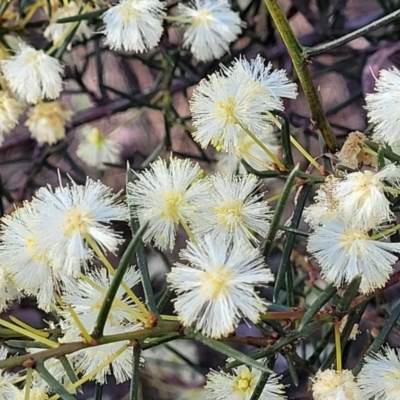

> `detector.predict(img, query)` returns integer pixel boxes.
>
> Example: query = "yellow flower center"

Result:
[193,9,214,26]
[352,170,382,199]
[61,206,92,236]
[87,127,106,149]
[215,96,237,125]
[200,264,232,300]
[17,388,49,400]
[160,190,184,221]
[214,200,243,229]
[25,236,46,263]
[121,2,141,23]
[24,49,44,67]
[339,229,369,253]
[233,367,255,394]
[383,368,400,380]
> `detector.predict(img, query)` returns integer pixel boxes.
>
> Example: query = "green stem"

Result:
[35,362,75,400]
[371,223,400,240]
[334,322,342,372]
[91,223,149,338]
[264,0,337,151]
[129,344,141,400]
[0,322,181,369]
[263,165,299,257]
[236,120,286,171]
[305,9,400,58]
[179,218,196,243]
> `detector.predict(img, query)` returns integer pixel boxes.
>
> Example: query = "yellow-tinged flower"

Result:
[0,202,70,311]
[127,157,209,251]
[176,0,243,62]
[1,44,63,104]
[365,66,400,146]
[312,369,361,400]
[60,268,143,384]
[205,360,286,399]
[0,347,19,398]
[167,235,273,338]
[333,164,400,231]
[190,64,279,152]
[0,90,24,144]
[44,1,92,46]
[76,126,121,169]
[216,127,279,174]
[25,101,73,145]
[192,173,272,245]
[358,345,400,399]
[101,0,166,52]
[31,178,127,277]
[307,214,400,293]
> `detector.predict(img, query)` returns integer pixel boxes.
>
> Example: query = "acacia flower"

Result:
[0,347,19,399]
[60,268,142,384]
[192,174,272,244]
[365,67,400,146]
[1,44,63,104]
[307,215,400,293]
[44,1,92,46]
[205,360,286,400]
[76,126,121,169]
[358,346,400,399]
[25,101,73,145]
[101,0,166,52]
[167,235,273,338]
[176,0,242,62]
[228,55,298,102]
[312,369,361,400]
[0,90,24,144]
[0,202,71,311]
[0,268,19,312]
[189,66,276,152]
[333,164,400,230]
[217,126,279,173]
[127,158,209,251]
[32,178,127,277]
[303,175,341,229]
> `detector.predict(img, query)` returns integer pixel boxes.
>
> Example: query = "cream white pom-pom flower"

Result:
[76,126,121,169]
[25,101,73,145]
[365,67,400,146]
[0,268,19,313]
[228,55,298,102]
[189,66,278,152]
[1,44,63,104]
[333,164,400,231]
[358,346,400,399]
[307,215,400,293]
[60,268,143,384]
[205,362,286,400]
[217,126,280,174]
[32,178,127,277]
[167,235,273,338]
[127,158,209,251]
[0,347,19,399]
[192,173,272,244]
[176,0,242,62]
[0,202,72,311]
[101,0,166,52]
[312,369,361,400]
[303,175,341,229]
[0,90,23,144]
[44,1,92,46]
